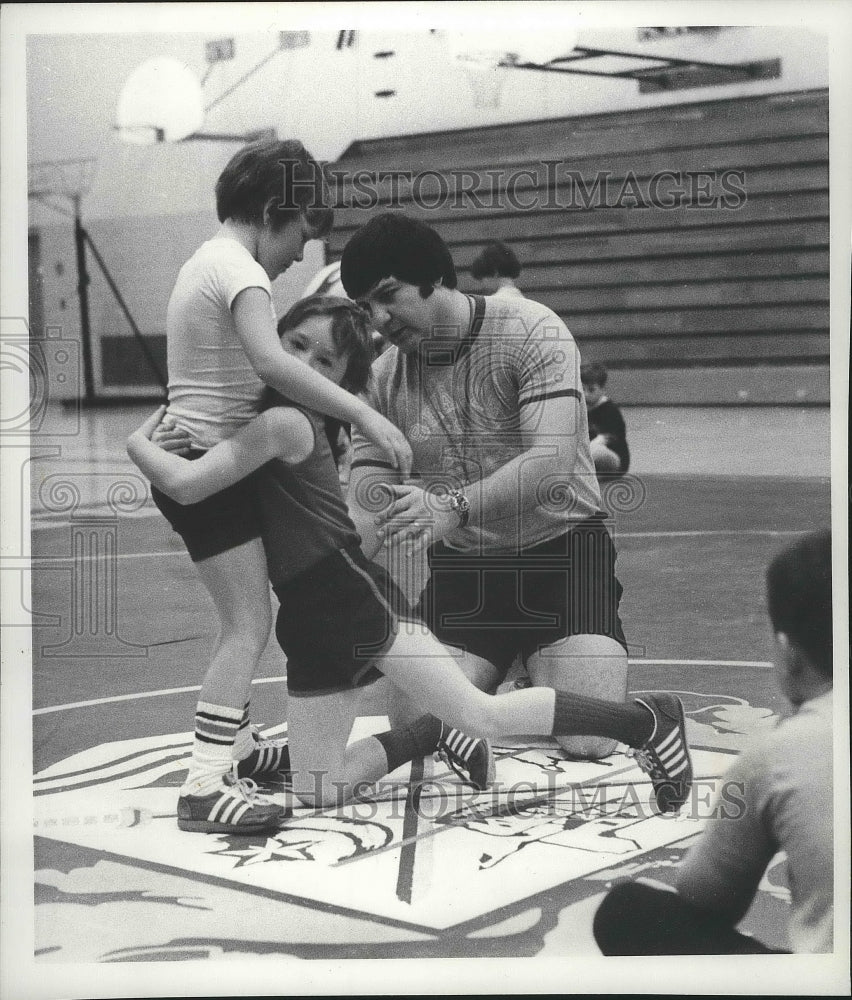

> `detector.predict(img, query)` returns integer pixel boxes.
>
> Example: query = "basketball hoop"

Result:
[445,29,580,109]
[115,56,204,144]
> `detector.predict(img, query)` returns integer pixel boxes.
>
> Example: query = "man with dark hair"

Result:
[593,529,834,954]
[469,240,524,299]
[342,213,638,764]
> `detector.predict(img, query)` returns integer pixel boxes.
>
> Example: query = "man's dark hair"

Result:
[340,213,457,300]
[580,362,609,388]
[215,138,333,236]
[767,529,833,677]
[470,241,521,280]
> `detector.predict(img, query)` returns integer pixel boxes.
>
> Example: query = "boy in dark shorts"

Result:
[144,140,411,834]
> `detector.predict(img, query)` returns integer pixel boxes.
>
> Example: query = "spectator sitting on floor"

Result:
[581,362,630,476]
[469,241,524,299]
[593,528,834,955]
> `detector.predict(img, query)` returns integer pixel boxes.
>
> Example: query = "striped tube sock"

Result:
[184,701,244,796]
[232,701,255,760]
[552,690,653,747]
[374,715,442,773]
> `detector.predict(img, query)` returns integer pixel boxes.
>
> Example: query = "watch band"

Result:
[447,488,471,528]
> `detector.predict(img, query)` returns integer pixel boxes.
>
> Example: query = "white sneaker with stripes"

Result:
[435,728,495,791]
[631,694,693,813]
[177,773,287,834]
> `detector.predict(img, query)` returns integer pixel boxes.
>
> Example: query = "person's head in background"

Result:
[580,362,609,409]
[469,241,522,296]
[767,529,833,707]
[215,139,333,280]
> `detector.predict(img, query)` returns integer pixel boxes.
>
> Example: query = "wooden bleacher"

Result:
[327,90,829,405]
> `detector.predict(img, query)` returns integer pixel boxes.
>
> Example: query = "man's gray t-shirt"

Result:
[351,294,602,554]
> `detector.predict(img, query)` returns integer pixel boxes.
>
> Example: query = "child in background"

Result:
[594,529,834,954]
[469,241,524,299]
[144,140,412,835]
[129,296,694,823]
[581,361,630,476]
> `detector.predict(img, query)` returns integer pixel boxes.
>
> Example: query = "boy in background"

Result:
[581,361,630,476]
[593,528,835,954]
[469,241,524,299]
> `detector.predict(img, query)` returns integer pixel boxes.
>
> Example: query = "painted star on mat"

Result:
[211,834,324,868]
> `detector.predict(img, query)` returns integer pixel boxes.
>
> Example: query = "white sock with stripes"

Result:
[182,701,243,797]
[232,701,255,761]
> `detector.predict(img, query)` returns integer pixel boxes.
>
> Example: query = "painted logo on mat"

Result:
[33,694,785,959]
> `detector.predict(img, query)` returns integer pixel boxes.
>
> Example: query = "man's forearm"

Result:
[462,448,576,535]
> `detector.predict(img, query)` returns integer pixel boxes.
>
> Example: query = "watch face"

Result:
[449,489,469,513]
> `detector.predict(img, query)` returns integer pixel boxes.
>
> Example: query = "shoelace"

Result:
[227,776,274,806]
[435,744,469,783]
[627,747,658,776]
[249,724,288,749]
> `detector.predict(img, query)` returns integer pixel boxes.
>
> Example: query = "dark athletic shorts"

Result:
[416,517,627,679]
[274,544,416,697]
[150,449,262,562]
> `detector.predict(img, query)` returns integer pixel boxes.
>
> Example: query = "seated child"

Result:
[593,529,834,954]
[581,361,630,476]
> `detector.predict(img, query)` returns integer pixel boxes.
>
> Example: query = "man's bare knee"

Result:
[556,734,618,760]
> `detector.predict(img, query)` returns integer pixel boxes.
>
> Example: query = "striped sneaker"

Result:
[435,728,495,791]
[177,774,287,834]
[631,694,693,813]
[236,728,291,782]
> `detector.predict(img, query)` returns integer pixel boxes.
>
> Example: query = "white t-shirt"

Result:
[166,238,274,448]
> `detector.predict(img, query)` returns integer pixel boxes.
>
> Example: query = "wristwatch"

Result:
[447,488,471,528]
